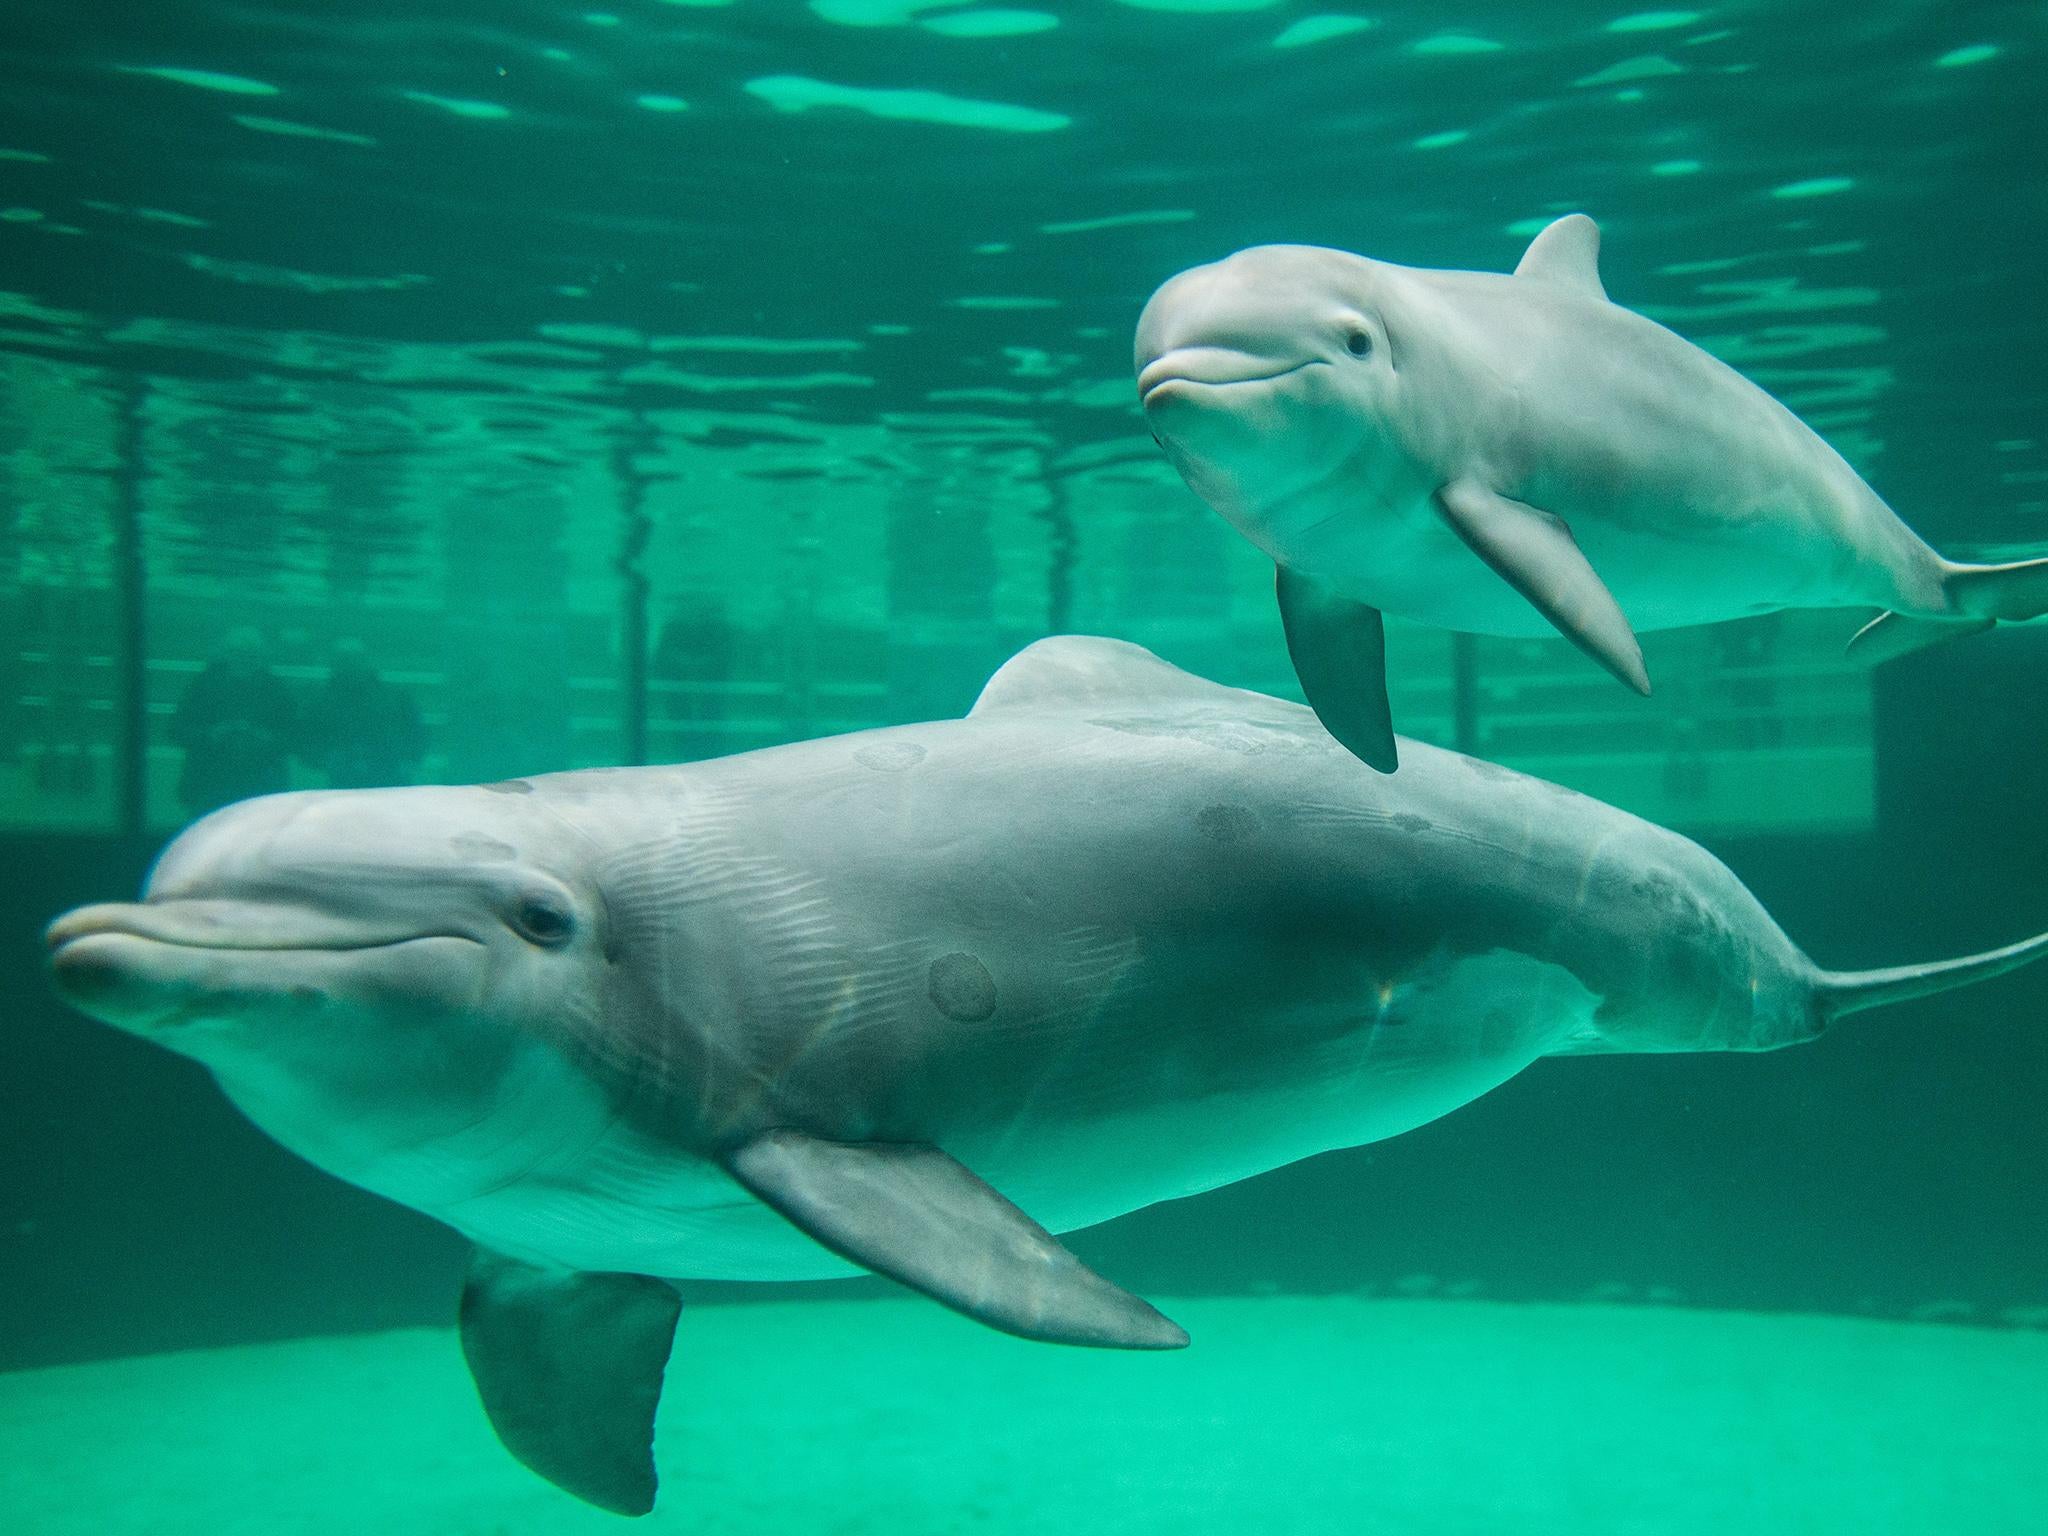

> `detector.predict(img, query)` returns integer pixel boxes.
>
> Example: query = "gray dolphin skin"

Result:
[44,638,2048,1515]
[1134,215,2048,771]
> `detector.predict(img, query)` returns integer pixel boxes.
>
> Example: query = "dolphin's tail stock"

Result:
[1847,553,2048,665]
[1948,554,2048,624]
[1817,926,2048,1022]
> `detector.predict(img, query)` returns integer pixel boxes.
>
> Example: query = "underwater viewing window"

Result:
[0,347,1872,836]
[5,3,2045,1532]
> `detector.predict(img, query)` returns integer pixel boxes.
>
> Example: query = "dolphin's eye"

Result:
[1345,329,1374,358]
[513,898,575,947]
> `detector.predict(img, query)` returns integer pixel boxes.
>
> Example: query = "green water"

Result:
[2,3,2045,1531]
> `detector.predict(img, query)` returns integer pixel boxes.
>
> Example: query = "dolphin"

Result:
[44,637,2048,1515]
[1134,216,2048,771]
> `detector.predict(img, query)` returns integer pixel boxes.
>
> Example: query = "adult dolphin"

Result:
[46,638,2048,1515]
[1134,216,2048,770]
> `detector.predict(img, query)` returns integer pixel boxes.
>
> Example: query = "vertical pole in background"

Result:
[783,502,819,740]
[1039,472,1076,635]
[1451,632,1479,757]
[112,373,148,836]
[613,414,653,768]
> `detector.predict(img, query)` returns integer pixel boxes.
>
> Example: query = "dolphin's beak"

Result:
[46,924,192,1031]
[45,899,480,1035]
[43,905,264,1034]
[1136,351,1194,403]
[46,899,440,955]
[1138,349,1316,407]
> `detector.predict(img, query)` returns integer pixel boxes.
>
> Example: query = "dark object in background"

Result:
[170,626,298,818]
[303,638,426,790]
[1876,624,2048,863]
[651,605,735,690]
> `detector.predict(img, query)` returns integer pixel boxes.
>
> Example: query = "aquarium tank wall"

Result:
[2,3,2044,1533]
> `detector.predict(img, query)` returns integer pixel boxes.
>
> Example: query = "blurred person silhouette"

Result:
[651,600,736,686]
[651,598,738,744]
[171,625,298,819]
[304,637,426,790]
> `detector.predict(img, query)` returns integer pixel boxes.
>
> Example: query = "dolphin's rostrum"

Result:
[45,639,2048,1513]
[1136,215,2048,770]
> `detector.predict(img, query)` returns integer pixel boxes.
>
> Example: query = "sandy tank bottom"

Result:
[2,1294,2043,1534]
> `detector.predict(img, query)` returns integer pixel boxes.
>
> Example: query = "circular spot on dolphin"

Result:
[451,831,518,863]
[855,741,927,772]
[1196,803,1258,844]
[1390,812,1432,835]
[928,951,997,1022]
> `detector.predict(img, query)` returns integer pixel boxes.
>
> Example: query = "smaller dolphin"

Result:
[1135,216,2048,770]
[43,640,2048,1515]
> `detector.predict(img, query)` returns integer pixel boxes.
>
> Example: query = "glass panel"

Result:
[0,350,120,832]
[135,365,630,833]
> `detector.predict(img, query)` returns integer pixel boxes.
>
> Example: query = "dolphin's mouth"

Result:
[44,901,472,958]
[1138,351,1318,404]
[46,901,486,1036]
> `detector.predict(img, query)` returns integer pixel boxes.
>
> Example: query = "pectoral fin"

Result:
[1434,479,1650,695]
[726,1130,1188,1350]
[1274,564,1398,772]
[459,1248,682,1517]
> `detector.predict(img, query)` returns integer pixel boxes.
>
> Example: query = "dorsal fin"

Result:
[1513,214,1607,300]
[969,636,1240,717]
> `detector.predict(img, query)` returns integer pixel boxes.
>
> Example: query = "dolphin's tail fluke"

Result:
[1818,927,2048,1020]
[1848,555,2048,665]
